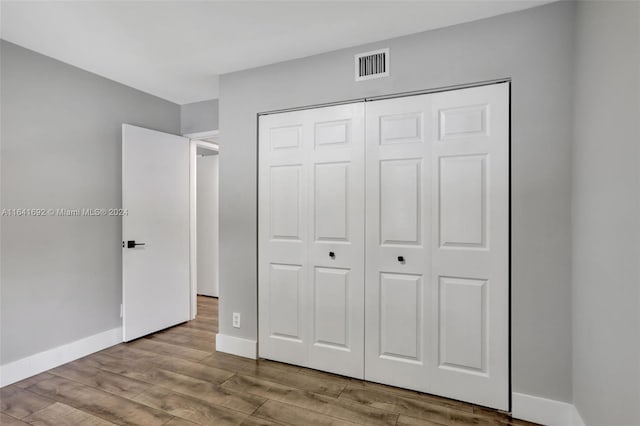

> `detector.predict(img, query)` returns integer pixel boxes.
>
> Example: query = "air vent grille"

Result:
[355,48,389,81]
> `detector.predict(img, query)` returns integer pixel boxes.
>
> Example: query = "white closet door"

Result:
[364,94,434,390]
[259,110,308,366]
[258,103,365,378]
[428,84,509,409]
[365,83,509,410]
[306,104,365,377]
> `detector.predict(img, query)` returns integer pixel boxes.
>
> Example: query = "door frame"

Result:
[256,78,512,408]
[188,133,219,319]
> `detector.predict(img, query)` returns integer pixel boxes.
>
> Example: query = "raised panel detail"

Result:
[270,125,302,150]
[439,277,487,373]
[315,120,350,147]
[269,264,302,341]
[314,267,350,349]
[380,113,423,145]
[439,105,488,140]
[270,165,301,240]
[439,155,486,248]
[380,159,421,245]
[379,273,422,363]
[315,162,349,241]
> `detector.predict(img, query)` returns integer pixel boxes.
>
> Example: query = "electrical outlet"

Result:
[232,312,241,328]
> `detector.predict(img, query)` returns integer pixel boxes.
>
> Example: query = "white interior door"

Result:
[258,103,365,378]
[122,124,190,342]
[365,83,509,410]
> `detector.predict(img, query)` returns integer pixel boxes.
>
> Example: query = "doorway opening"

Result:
[121,125,220,341]
[188,132,219,319]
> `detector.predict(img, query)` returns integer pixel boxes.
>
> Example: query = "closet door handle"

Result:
[329,251,335,259]
[397,256,405,263]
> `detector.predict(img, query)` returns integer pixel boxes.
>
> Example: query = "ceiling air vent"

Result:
[355,48,389,82]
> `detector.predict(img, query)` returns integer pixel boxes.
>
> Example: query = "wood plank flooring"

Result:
[0,296,538,426]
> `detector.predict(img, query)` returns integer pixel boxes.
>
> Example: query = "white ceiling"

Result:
[1,1,553,105]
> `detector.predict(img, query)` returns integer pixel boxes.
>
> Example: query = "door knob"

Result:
[126,240,146,248]
[329,251,335,259]
[398,256,405,263]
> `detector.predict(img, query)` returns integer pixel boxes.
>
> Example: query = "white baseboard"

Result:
[0,327,122,387]
[570,404,587,426]
[512,392,586,426]
[215,333,257,359]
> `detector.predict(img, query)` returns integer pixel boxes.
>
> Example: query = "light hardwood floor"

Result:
[0,296,538,426]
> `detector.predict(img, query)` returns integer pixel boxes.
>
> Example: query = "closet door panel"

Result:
[307,103,365,378]
[429,84,509,410]
[314,162,349,241]
[269,263,303,341]
[313,267,350,349]
[438,276,486,372]
[259,112,309,365]
[379,272,423,362]
[259,103,365,378]
[365,95,433,390]
[439,155,486,248]
[365,83,509,411]
[380,158,422,245]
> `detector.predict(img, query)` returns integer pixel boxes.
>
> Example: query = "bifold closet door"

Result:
[258,83,509,409]
[258,103,365,378]
[365,83,509,410]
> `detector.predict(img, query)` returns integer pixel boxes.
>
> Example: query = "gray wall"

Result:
[219,1,574,402]
[0,41,180,364]
[180,99,219,135]
[572,2,640,425]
